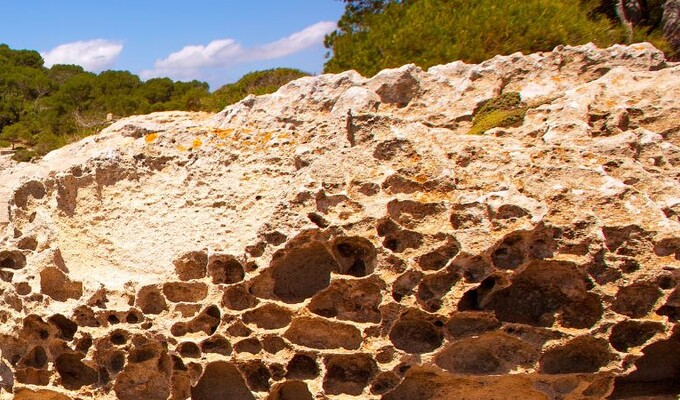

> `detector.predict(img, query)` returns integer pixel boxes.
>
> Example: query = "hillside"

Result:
[0,43,679,399]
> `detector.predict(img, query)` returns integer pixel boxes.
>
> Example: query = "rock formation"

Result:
[0,42,679,399]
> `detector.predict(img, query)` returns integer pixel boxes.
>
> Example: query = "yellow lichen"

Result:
[192,138,203,148]
[145,133,159,143]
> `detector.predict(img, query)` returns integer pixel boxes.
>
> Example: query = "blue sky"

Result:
[0,1,345,89]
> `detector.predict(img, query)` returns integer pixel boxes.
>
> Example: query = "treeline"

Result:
[0,43,306,161]
[324,0,678,76]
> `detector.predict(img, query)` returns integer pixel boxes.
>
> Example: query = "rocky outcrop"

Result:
[0,42,679,399]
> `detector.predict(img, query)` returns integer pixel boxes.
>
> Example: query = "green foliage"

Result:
[468,92,527,135]
[324,0,671,76]
[0,43,307,161]
[202,68,309,112]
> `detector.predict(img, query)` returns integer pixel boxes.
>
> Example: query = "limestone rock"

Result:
[0,43,679,399]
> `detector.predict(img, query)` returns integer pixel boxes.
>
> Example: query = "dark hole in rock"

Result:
[200,335,232,356]
[269,380,314,400]
[609,320,664,352]
[308,278,383,323]
[177,342,201,358]
[208,254,245,284]
[612,282,662,318]
[392,270,423,302]
[75,334,93,353]
[17,236,38,251]
[376,346,395,364]
[55,353,98,390]
[284,317,362,350]
[389,310,443,354]
[242,304,293,329]
[234,338,262,355]
[107,314,120,324]
[332,237,377,277]
[657,287,680,321]
[129,346,157,363]
[386,199,444,228]
[271,241,336,303]
[222,284,259,311]
[110,352,125,373]
[163,282,208,303]
[323,354,377,396]
[12,180,46,209]
[371,371,401,395]
[491,236,525,270]
[451,254,493,283]
[539,337,611,374]
[610,334,680,398]
[494,204,530,220]
[450,202,487,229]
[15,368,51,386]
[173,250,207,281]
[185,305,221,335]
[227,320,253,337]
[191,361,255,400]
[445,312,501,339]
[307,212,329,228]
[110,330,128,345]
[240,361,271,392]
[20,346,48,369]
[136,286,168,315]
[416,245,459,272]
[417,269,460,312]
[125,310,141,324]
[269,363,286,381]
[0,250,26,270]
[435,333,539,375]
[99,367,110,384]
[485,261,601,328]
[48,314,78,340]
[286,354,319,380]
[40,267,83,301]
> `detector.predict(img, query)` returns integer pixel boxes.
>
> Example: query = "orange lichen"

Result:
[192,139,203,149]
[145,133,159,143]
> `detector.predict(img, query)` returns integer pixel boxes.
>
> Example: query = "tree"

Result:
[324,0,673,76]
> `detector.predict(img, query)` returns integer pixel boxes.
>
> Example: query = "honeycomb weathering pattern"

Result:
[0,42,679,399]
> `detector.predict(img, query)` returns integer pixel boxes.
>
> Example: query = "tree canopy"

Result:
[0,43,306,161]
[324,0,675,76]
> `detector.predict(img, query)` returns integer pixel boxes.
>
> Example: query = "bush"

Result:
[325,0,643,76]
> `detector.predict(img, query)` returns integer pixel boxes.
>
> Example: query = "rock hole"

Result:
[55,353,99,390]
[491,235,525,270]
[392,270,423,302]
[0,250,26,270]
[323,354,377,396]
[332,237,377,277]
[110,352,125,373]
[20,346,48,369]
[389,309,443,354]
[657,286,680,321]
[242,304,293,330]
[240,361,271,392]
[308,278,383,323]
[222,284,259,311]
[110,330,128,345]
[207,254,244,284]
[234,338,262,355]
[611,282,662,318]
[539,337,611,374]
[271,241,336,303]
[445,312,501,339]
[136,285,168,315]
[163,282,208,303]
[609,320,663,352]
[269,380,314,400]
[200,335,232,356]
[173,250,207,281]
[371,371,401,395]
[191,361,255,400]
[283,317,362,350]
[286,354,319,380]
[610,333,680,398]
[185,305,221,335]
[48,314,78,340]
[262,336,288,354]
[40,267,83,301]
[177,342,201,358]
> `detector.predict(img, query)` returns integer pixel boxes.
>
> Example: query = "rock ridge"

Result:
[0,42,678,399]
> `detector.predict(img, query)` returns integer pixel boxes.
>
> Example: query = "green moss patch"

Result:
[468,92,528,135]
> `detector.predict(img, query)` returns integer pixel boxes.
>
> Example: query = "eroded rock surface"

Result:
[0,43,679,399]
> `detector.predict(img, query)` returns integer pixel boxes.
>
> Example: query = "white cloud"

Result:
[141,21,336,81]
[42,39,123,72]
